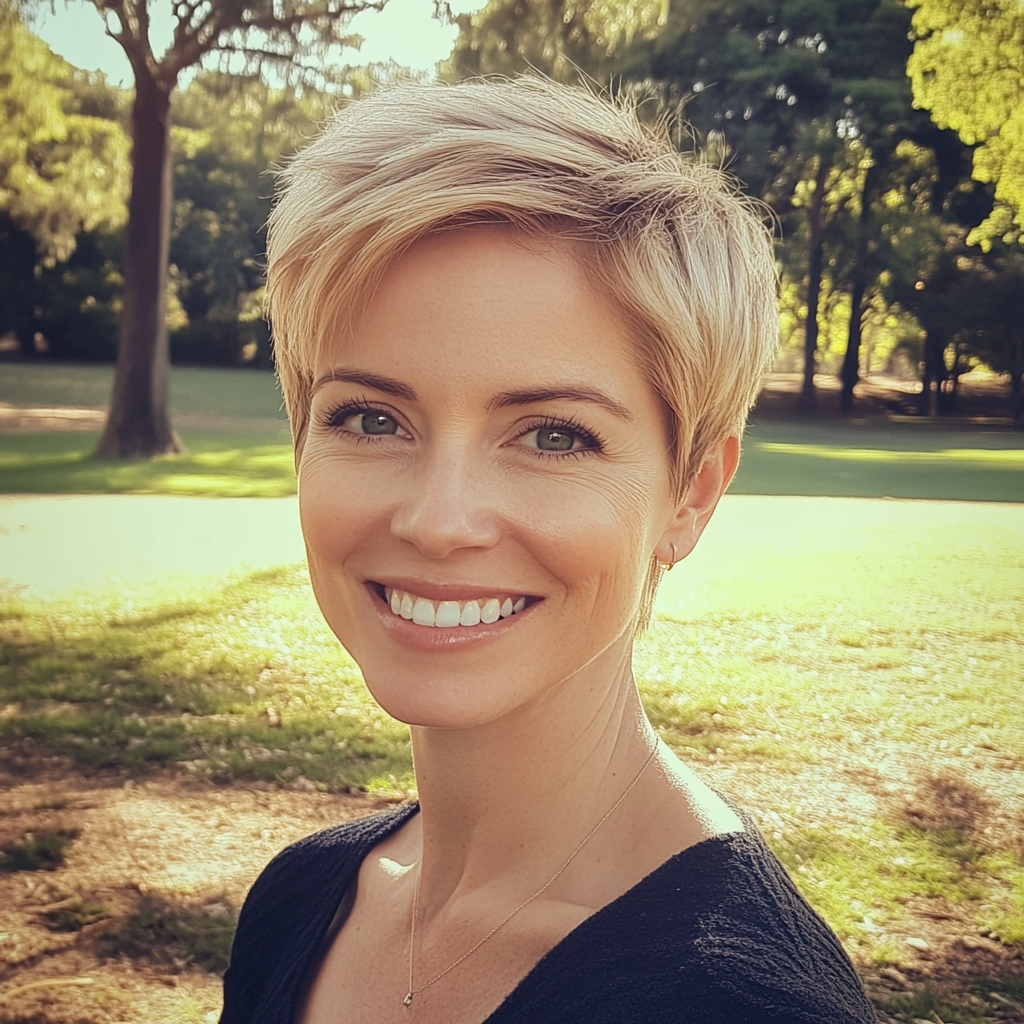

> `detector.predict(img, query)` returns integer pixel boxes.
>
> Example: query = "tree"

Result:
[169,72,331,368]
[620,0,933,411]
[0,8,129,351]
[449,0,664,83]
[45,0,384,458]
[907,0,1024,246]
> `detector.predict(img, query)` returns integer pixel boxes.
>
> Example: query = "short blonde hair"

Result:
[267,77,777,625]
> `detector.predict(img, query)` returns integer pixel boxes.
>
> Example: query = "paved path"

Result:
[2,493,1021,606]
[0,495,305,599]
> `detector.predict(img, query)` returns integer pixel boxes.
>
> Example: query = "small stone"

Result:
[880,967,909,988]
[905,936,930,952]
[265,707,282,728]
[290,775,317,792]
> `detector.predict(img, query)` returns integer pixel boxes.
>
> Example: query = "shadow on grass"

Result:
[0,567,411,794]
[104,893,238,974]
[0,828,79,872]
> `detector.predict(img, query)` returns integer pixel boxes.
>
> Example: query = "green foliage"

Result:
[0,9,128,262]
[908,0,1024,244]
[448,0,665,82]
[168,73,331,366]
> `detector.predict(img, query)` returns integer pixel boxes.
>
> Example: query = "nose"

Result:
[389,445,503,559]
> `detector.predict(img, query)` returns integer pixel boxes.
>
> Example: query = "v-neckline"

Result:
[297,802,746,1024]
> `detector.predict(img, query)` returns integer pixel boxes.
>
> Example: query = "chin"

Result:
[360,669,535,730]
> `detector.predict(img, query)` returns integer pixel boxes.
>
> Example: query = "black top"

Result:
[220,803,876,1023]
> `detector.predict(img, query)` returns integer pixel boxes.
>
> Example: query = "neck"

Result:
[408,640,657,909]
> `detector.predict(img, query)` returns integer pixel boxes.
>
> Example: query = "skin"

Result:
[297,226,743,1024]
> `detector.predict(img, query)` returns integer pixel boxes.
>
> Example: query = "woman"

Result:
[221,78,875,1024]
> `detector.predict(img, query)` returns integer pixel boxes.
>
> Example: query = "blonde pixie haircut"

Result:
[267,77,778,625]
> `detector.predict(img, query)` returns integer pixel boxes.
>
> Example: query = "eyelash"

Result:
[319,400,606,459]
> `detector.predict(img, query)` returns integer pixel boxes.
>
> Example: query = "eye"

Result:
[517,418,603,457]
[533,426,577,452]
[351,411,400,435]
[323,402,412,439]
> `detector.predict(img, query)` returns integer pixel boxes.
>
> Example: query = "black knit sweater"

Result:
[220,803,876,1023]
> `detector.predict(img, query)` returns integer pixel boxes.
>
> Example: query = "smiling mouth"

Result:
[369,583,533,628]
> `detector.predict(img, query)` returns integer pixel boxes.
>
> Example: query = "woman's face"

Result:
[299,227,695,728]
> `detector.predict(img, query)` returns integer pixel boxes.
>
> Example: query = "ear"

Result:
[655,435,740,568]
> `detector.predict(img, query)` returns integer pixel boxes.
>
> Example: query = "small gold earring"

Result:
[664,543,678,571]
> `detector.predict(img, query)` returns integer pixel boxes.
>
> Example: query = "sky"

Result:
[33,0,484,86]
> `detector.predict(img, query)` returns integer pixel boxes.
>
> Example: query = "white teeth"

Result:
[382,587,529,628]
[435,600,461,628]
[412,597,436,627]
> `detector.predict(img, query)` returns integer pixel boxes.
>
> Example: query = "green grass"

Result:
[106,894,238,973]
[0,431,295,497]
[2,499,1021,967]
[0,363,287,418]
[735,419,1024,502]
[0,565,414,794]
[0,827,79,872]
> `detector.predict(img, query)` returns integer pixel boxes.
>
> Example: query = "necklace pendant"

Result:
[403,992,414,1007]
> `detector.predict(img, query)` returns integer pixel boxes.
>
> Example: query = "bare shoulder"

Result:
[653,742,745,847]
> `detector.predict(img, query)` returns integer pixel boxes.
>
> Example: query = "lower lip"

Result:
[365,584,537,651]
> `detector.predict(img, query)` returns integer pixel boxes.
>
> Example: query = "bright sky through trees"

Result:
[34,0,484,84]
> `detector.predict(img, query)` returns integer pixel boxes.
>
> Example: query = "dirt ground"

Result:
[2,739,1022,1024]
[0,752,392,1023]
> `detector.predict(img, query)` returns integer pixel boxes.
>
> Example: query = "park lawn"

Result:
[0,363,287,418]
[1,497,1022,1022]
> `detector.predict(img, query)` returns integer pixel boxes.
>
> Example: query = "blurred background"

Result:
[0,2,1022,1023]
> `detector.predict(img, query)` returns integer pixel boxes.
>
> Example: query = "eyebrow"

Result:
[312,368,633,422]
[488,386,634,421]
[311,368,418,401]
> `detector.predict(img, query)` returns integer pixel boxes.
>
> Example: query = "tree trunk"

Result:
[917,329,943,416]
[1012,332,1024,427]
[840,162,879,415]
[96,71,181,459]
[800,153,830,412]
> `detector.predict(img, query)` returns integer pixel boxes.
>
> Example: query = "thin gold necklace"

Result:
[403,745,658,1008]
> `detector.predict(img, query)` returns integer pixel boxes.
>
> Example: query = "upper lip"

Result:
[370,577,539,602]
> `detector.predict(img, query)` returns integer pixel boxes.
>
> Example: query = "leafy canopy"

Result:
[907,0,1024,245]
[0,9,129,261]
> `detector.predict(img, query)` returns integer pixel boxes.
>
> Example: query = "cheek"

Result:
[296,449,382,607]
[514,470,660,611]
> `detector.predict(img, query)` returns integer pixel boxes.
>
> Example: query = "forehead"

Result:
[317,226,653,411]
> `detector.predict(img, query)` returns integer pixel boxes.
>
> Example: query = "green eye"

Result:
[535,427,575,451]
[362,412,398,435]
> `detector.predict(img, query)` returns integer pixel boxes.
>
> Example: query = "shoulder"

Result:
[686,820,876,1023]
[239,803,415,913]
[220,803,416,1024]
